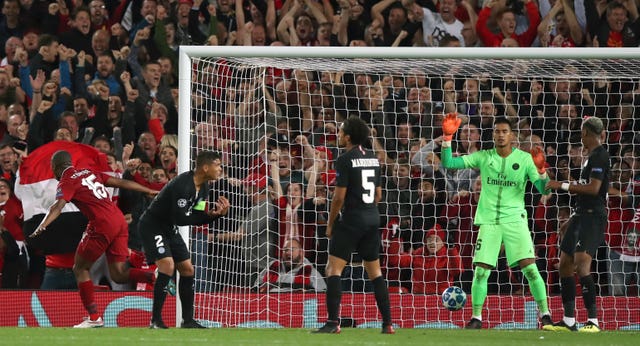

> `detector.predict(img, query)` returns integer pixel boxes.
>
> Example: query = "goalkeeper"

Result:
[440,113,552,329]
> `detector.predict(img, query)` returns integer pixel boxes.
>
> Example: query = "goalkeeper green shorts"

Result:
[472,219,535,268]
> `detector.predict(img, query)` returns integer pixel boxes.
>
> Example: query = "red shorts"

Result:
[76,217,129,263]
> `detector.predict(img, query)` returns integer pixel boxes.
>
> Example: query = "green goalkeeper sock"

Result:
[522,263,549,315]
[471,266,490,318]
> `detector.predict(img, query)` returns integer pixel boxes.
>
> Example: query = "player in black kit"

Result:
[140,151,230,329]
[314,117,394,334]
[544,117,609,333]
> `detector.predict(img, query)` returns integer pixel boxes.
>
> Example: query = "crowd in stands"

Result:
[0,0,639,297]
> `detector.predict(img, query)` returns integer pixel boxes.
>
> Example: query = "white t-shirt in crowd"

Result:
[421,7,465,47]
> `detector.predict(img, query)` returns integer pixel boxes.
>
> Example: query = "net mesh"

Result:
[186,53,640,329]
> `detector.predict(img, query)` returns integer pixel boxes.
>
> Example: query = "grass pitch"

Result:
[1,327,638,346]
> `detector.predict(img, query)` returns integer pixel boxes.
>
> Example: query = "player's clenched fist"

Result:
[442,112,462,141]
[530,147,546,174]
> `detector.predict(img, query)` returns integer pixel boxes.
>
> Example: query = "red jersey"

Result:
[56,167,118,222]
[0,196,24,241]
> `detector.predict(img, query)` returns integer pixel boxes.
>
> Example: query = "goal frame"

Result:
[178,45,640,172]
[176,46,640,328]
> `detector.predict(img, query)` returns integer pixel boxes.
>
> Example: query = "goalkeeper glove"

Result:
[530,147,546,174]
[442,113,461,142]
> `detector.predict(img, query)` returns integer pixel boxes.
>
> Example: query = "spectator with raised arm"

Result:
[89,0,128,32]
[213,172,274,287]
[476,0,540,47]
[176,0,214,46]
[58,6,94,61]
[461,15,480,47]
[236,0,277,46]
[17,34,58,83]
[90,52,125,97]
[341,0,372,44]
[585,0,639,47]
[1,36,23,67]
[371,0,419,46]
[538,0,584,47]
[412,125,480,202]
[277,0,328,46]
[125,61,178,139]
[270,147,312,254]
[413,0,465,46]
[70,81,109,143]
[26,97,56,151]
[538,0,586,31]
[127,0,157,44]
[214,0,238,34]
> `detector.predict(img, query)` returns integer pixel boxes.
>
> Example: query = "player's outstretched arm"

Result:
[106,176,159,196]
[29,199,67,238]
[440,113,466,170]
[546,177,602,196]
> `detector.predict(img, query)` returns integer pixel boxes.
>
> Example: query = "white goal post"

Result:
[177,46,640,330]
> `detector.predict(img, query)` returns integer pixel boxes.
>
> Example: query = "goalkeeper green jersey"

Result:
[441,146,549,225]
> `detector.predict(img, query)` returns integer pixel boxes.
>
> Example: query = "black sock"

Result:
[560,276,576,318]
[179,275,195,322]
[153,272,171,322]
[580,275,597,319]
[326,275,342,323]
[371,276,392,326]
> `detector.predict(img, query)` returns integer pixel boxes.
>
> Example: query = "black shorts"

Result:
[329,216,381,262]
[139,214,190,264]
[560,211,606,257]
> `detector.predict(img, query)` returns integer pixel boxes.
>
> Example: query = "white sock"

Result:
[563,316,576,326]
[471,315,482,321]
[587,318,599,326]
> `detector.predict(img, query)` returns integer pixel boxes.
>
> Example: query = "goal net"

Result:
[179,47,640,330]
